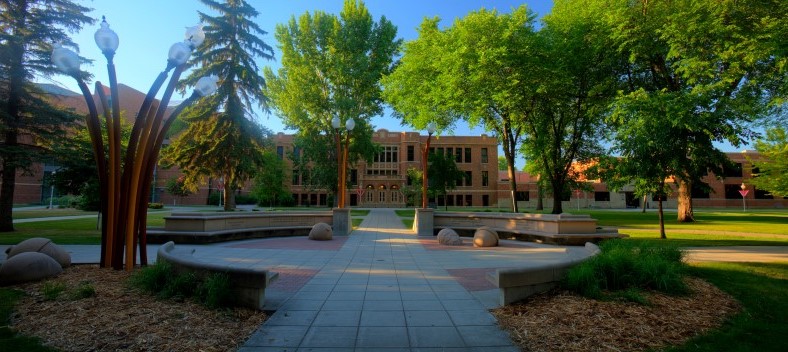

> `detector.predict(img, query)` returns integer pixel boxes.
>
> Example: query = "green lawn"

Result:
[1,212,171,245]
[0,288,57,351]
[668,262,788,352]
[578,210,788,235]
[12,208,97,220]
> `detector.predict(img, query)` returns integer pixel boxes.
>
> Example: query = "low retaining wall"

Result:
[433,211,621,245]
[147,211,333,244]
[487,242,601,305]
[156,241,278,310]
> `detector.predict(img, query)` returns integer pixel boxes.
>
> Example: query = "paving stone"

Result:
[360,310,406,327]
[300,326,358,348]
[244,325,308,347]
[447,310,497,326]
[312,310,361,327]
[356,327,410,348]
[266,310,318,326]
[457,325,515,347]
[407,326,465,348]
[405,310,454,327]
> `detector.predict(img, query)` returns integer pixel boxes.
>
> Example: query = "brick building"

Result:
[7,84,786,210]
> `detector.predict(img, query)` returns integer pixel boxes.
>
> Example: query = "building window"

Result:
[456,194,463,206]
[379,191,386,202]
[293,146,301,159]
[724,184,744,199]
[437,147,444,156]
[594,191,610,202]
[292,169,300,185]
[515,191,529,201]
[455,148,462,163]
[483,194,489,206]
[481,148,488,163]
[722,163,743,178]
[482,171,489,187]
[755,188,773,199]
[276,146,284,159]
[464,148,471,163]
[407,145,414,161]
[350,169,357,185]
[464,171,472,186]
[466,195,472,206]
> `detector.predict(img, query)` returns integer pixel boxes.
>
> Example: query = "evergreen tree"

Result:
[163,0,275,211]
[0,0,93,231]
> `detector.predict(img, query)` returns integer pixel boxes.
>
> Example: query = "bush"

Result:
[148,202,164,209]
[41,282,67,301]
[208,192,258,206]
[129,261,234,309]
[70,281,96,300]
[564,240,687,301]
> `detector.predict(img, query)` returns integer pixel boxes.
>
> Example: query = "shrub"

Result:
[41,282,67,301]
[158,271,197,300]
[129,262,235,309]
[70,281,96,300]
[564,239,687,301]
[196,273,232,309]
[148,202,164,209]
[129,261,173,294]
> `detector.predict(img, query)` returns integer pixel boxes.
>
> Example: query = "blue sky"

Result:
[49,0,552,138]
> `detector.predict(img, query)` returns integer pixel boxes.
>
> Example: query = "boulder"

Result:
[437,228,463,246]
[309,222,333,241]
[5,237,71,268]
[0,252,63,286]
[473,227,499,247]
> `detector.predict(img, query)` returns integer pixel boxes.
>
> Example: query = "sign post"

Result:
[739,183,749,212]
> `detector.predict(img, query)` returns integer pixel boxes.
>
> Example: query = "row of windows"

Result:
[405,146,490,164]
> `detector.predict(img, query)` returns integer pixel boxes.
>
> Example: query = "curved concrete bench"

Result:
[486,242,601,305]
[156,241,278,310]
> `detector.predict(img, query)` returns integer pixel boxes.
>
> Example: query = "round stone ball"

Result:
[6,237,71,268]
[437,228,463,246]
[473,227,499,247]
[0,252,63,286]
[309,222,333,241]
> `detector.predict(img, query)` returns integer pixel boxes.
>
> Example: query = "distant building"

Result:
[8,84,786,210]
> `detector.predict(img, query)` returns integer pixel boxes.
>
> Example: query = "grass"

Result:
[351,209,370,216]
[129,261,234,309]
[1,212,171,245]
[12,208,97,220]
[578,210,788,235]
[666,262,788,352]
[395,209,415,217]
[0,288,57,352]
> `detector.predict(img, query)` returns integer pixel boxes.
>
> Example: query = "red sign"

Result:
[738,190,749,197]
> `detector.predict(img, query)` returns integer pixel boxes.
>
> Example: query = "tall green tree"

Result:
[749,127,788,198]
[163,0,275,211]
[0,0,93,231]
[520,1,617,214]
[383,7,539,213]
[593,0,786,222]
[251,150,290,207]
[428,152,464,211]
[264,0,399,200]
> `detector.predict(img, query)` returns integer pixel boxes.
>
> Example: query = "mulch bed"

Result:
[491,277,740,352]
[9,265,266,352]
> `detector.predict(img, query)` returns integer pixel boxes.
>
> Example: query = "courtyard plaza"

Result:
[4,208,788,350]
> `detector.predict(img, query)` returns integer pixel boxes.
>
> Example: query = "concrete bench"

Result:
[486,242,601,305]
[156,241,278,310]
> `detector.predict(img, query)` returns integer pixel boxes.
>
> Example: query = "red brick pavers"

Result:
[268,268,320,292]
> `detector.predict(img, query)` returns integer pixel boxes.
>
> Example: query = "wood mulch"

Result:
[8,265,266,352]
[491,277,740,352]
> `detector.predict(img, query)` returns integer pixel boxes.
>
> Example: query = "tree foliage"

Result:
[163,0,275,211]
[427,151,464,210]
[0,0,93,231]
[749,127,788,198]
[383,7,538,212]
[251,151,290,207]
[264,0,399,197]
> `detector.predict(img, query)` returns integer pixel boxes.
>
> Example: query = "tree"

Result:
[0,0,93,231]
[593,0,786,222]
[264,0,399,201]
[251,150,290,207]
[497,156,507,171]
[428,151,464,210]
[401,167,422,207]
[749,127,788,197]
[162,0,275,211]
[383,7,539,213]
[519,1,616,214]
[164,176,192,205]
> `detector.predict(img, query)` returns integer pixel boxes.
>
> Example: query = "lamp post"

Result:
[48,170,57,209]
[332,117,355,208]
[52,19,217,270]
[739,183,749,212]
[421,122,436,209]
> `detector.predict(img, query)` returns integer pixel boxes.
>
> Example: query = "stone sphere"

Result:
[309,222,333,241]
[437,228,463,246]
[0,252,63,286]
[473,227,499,247]
[6,237,71,268]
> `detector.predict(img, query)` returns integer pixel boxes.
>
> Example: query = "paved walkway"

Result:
[4,208,788,351]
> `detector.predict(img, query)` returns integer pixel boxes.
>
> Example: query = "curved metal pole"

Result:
[74,79,109,266]
[94,84,121,269]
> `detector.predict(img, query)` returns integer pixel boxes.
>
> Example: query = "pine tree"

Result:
[0,0,93,231]
[163,0,275,210]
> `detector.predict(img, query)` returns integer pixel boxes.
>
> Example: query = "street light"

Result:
[52,19,216,271]
[740,183,748,212]
[332,117,355,208]
[422,122,436,209]
[48,170,57,210]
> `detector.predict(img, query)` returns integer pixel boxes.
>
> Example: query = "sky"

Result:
[45,0,747,168]
[49,0,552,136]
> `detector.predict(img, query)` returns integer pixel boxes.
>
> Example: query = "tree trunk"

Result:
[641,194,647,213]
[658,197,666,239]
[551,179,563,214]
[0,157,16,232]
[536,182,543,211]
[677,180,695,222]
[507,161,519,213]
